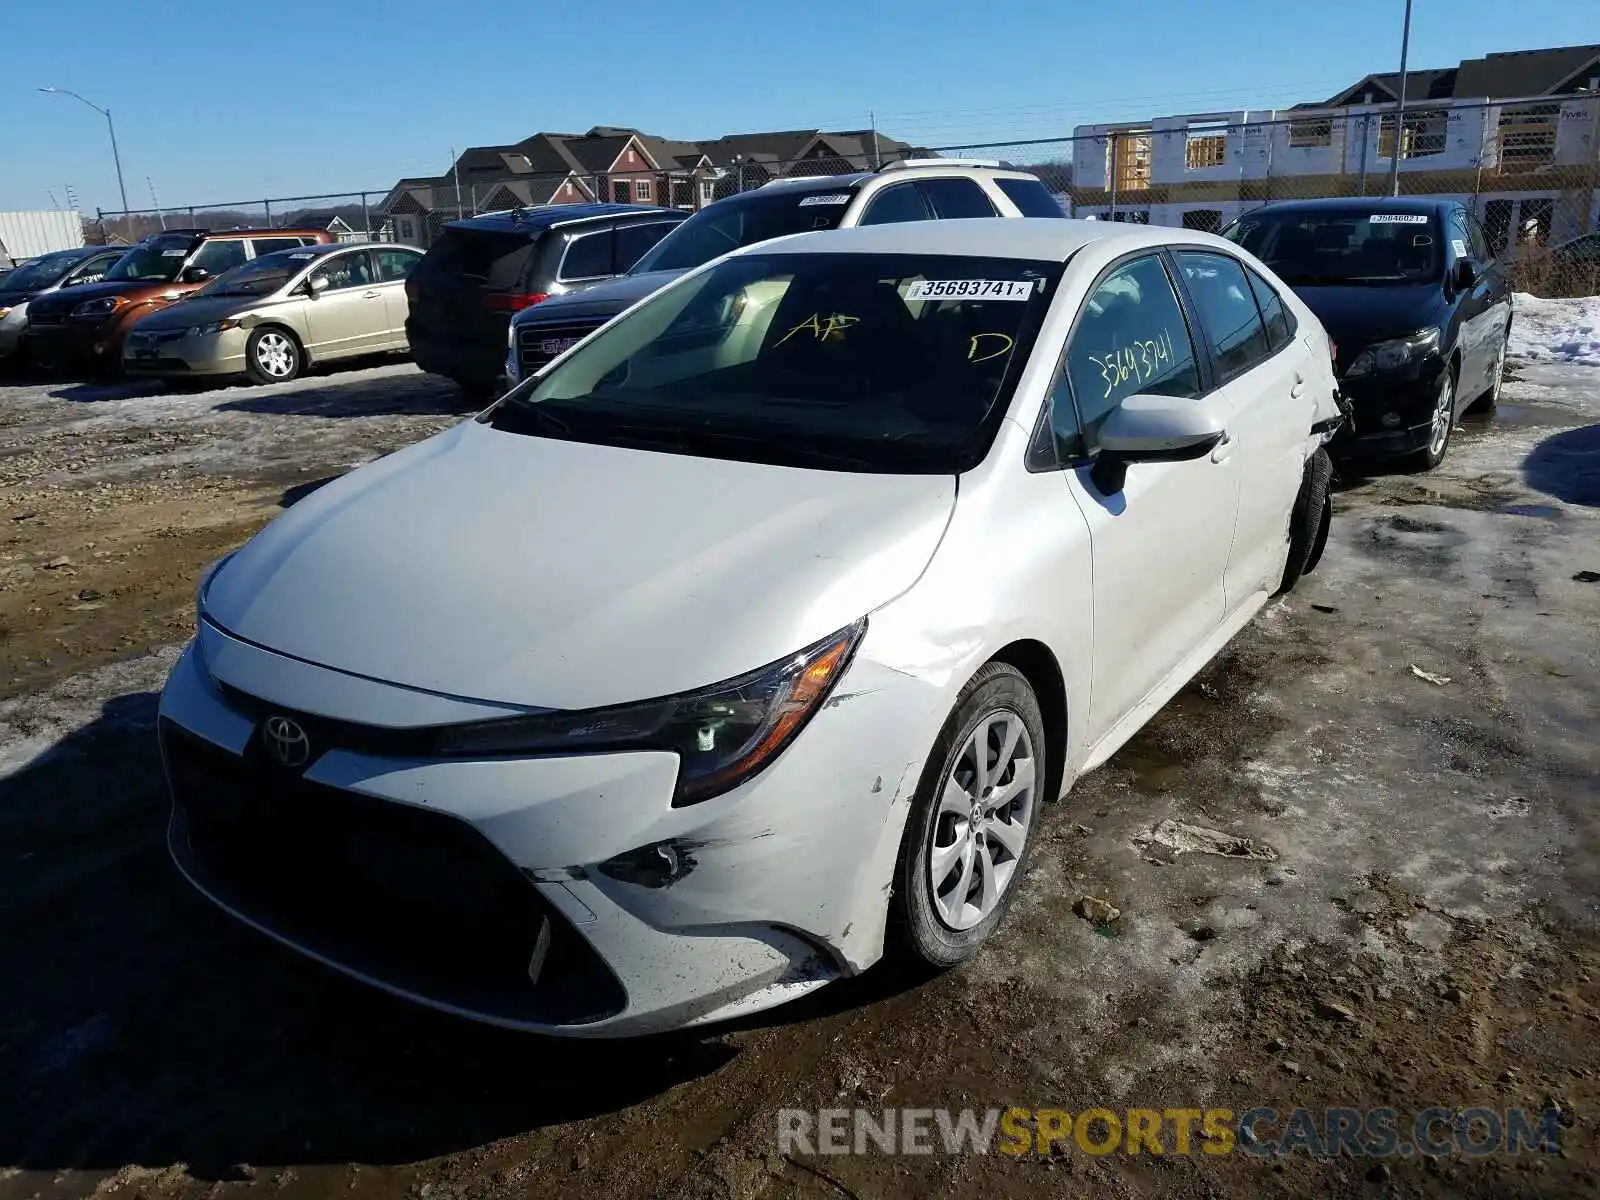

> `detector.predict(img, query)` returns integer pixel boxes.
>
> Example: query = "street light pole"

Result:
[38,86,130,216]
[1387,0,1414,197]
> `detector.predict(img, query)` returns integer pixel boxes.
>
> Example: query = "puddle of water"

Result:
[1497,502,1562,519]
[1462,403,1582,431]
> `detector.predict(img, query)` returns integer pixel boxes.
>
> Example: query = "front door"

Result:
[303,250,385,358]
[1052,253,1241,748]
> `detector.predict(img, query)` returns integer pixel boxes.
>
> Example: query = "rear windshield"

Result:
[489,251,1062,474]
[1,251,83,291]
[413,227,535,292]
[106,235,197,283]
[1224,209,1442,285]
[630,190,855,274]
[996,177,1066,218]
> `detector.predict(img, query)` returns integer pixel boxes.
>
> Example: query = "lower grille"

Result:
[162,720,626,1025]
[27,313,65,327]
[517,320,604,376]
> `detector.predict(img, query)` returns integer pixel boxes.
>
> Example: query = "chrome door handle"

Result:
[362,290,381,298]
[1211,433,1235,463]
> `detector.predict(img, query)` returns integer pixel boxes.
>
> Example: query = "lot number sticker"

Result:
[1368,214,1429,225]
[798,194,851,207]
[907,279,1035,301]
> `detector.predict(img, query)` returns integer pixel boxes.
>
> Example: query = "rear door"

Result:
[406,225,538,355]
[372,247,422,346]
[1171,249,1311,606]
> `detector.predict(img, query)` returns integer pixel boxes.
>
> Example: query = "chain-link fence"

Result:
[92,94,1599,296]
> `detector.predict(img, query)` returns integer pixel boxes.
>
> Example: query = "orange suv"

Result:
[24,227,333,375]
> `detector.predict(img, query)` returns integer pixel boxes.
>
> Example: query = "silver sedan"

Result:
[123,243,422,384]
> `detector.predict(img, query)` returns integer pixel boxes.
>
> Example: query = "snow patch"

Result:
[1509,293,1600,367]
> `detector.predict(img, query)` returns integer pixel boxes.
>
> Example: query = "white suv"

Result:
[505,159,1066,383]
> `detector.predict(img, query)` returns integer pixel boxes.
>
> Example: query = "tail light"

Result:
[484,292,549,312]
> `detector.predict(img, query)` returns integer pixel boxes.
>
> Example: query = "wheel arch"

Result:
[986,638,1069,804]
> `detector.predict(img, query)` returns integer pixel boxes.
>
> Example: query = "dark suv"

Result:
[404,204,687,399]
[1224,197,1512,470]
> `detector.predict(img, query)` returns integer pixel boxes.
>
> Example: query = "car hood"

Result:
[1290,282,1446,345]
[133,294,264,331]
[0,286,44,306]
[204,419,955,710]
[521,270,686,326]
[29,279,173,316]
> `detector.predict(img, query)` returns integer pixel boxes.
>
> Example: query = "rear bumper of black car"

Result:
[406,319,503,391]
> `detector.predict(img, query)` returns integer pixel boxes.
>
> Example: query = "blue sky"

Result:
[1,0,1594,214]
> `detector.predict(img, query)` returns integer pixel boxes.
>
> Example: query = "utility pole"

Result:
[147,176,167,230]
[451,147,463,219]
[38,86,130,216]
[1387,0,1414,197]
[870,110,881,169]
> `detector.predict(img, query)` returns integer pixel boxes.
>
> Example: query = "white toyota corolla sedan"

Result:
[160,220,1344,1036]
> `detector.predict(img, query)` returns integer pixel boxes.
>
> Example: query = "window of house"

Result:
[1288,118,1334,149]
[1174,251,1272,381]
[917,177,998,219]
[395,217,416,242]
[1495,102,1559,169]
[1058,255,1202,458]
[699,178,715,204]
[1108,131,1153,192]
[634,179,652,202]
[1184,123,1229,170]
[612,181,630,204]
[1379,109,1447,160]
[560,231,614,279]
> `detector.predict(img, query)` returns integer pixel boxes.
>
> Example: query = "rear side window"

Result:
[415,227,536,291]
[560,231,614,281]
[1174,251,1270,381]
[190,239,248,277]
[67,252,123,285]
[995,177,1065,217]
[917,177,998,220]
[374,248,421,282]
[858,183,932,226]
[250,236,305,257]
[1244,268,1294,352]
[615,222,676,272]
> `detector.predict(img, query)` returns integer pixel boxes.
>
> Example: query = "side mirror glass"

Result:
[1090,393,1228,494]
[1452,258,1476,291]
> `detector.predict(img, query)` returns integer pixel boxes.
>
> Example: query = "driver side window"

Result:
[1047,255,1201,460]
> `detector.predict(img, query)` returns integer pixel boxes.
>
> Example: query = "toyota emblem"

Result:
[262,715,312,768]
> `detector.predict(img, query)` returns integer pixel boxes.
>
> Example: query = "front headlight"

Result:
[1345,327,1440,377]
[190,319,241,336]
[72,296,123,319]
[0,306,11,321]
[432,620,865,805]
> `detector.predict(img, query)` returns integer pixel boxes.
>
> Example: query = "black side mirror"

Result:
[180,266,211,284]
[1452,259,1476,291]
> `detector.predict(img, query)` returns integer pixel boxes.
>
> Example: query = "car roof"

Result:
[1246,196,1454,216]
[737,218,1232,263]
[447,203,674,234]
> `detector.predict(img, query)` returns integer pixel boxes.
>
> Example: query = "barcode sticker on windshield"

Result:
[160,249,188,257]
[906,279,1035,301]
[798,194,851,207]
[1368,214,1429,225]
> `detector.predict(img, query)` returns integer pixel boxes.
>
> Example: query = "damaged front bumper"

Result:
[158,622,935,1037]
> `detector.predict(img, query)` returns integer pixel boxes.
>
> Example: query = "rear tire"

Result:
[245,327,303,385]
[887,663,1045,970]
[1464,335,1507,415]
[1276,446,1332,595]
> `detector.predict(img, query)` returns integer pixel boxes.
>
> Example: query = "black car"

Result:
[404,204,687,400]
[0,244,131,366]
[1224,197,1512,470]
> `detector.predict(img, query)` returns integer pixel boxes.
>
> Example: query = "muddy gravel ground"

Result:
[0,348,1597,1200]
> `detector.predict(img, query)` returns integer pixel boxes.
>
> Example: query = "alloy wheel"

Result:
[927,710,1037,931]
[1427,372,1455,458]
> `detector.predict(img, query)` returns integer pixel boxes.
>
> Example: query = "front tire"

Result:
[1407,366,1457,472]
[245,327,302,385]
[888,662,1045,969]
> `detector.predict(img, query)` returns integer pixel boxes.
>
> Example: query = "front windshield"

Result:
[488,251,1062,473]
[192,248,319,298]
[3,252,83,291]
[105,236,196,283]
[1225,210,1442,285]
[629,190,855,274]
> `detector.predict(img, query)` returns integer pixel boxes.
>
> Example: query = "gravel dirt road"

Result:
[0,336,1596,1200]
